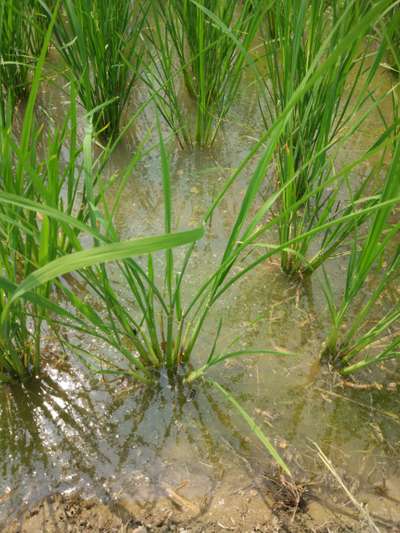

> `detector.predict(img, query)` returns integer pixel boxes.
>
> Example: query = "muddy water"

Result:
[1,65,400,530]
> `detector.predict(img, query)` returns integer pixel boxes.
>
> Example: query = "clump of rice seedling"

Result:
[0,99,200,382]
[321,137,400,375]
[261,0,389,275]
[0,92,94,381]
[0,0,200,384]
[3,123,291,473]
[29,0,54,58]
[146,0,263,148]
[22,115,398,468]
[378,3,400,74]
[0,3,105,381]
[51,0,149,140]
[0,0,48,100]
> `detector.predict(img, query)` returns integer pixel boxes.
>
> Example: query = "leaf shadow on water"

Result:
[101,372,268,518]
[0,361,281,526]
[0,366,112,524]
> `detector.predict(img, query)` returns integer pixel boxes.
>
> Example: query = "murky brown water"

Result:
[1,57,399,530]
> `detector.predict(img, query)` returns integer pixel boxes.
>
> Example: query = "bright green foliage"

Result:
[51,0,149,140]
[16,124,290,471]
[146,0,263,147]
[0,103,203,382]
[321,138,400,374]
[0,0,48,99]
[0,1,61,380]
[380,3,400,73]
[0,91,93,381]
[262,0,387,274]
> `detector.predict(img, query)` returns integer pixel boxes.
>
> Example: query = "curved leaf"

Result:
[3,227,204,316]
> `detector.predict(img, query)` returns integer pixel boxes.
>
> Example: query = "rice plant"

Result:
[10,115,398,465]
[0,123,291,472]
[0,88,93,381]
[29,0,54,58]
[0,0,203,383]
[0,1,60,380]
[261,0,389,275]
[146,0,263,147]
[51,0,149,140]
[0,95,199,384]
[379,2,400,74]
[0,0,47,99]
[0,3,184,382]
[0,102,201,383]
[320,137,400,375]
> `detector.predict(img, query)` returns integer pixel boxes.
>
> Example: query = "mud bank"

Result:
[5,470,400,533]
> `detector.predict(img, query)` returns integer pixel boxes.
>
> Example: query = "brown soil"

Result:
[4,475,400,533]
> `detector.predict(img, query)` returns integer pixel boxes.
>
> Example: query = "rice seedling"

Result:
[0,1,62,381]
[0,0,47,99]
[29,1,54,58]
[146,0,264,147]
[144,10,192,148]
[0,89,92,381]
[0,123,290,472]
[14,128,396,467]
[0,92,202,383]
[379,2,400,74]
[50,0,149,140]
[0,3,197,383]
[0,106,202,383]
[10,116,398,466]
[320,137,400,375]
[260,0,390,275]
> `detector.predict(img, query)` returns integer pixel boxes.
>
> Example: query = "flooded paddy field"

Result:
[2,66,400,532]
[1,3,400,532]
